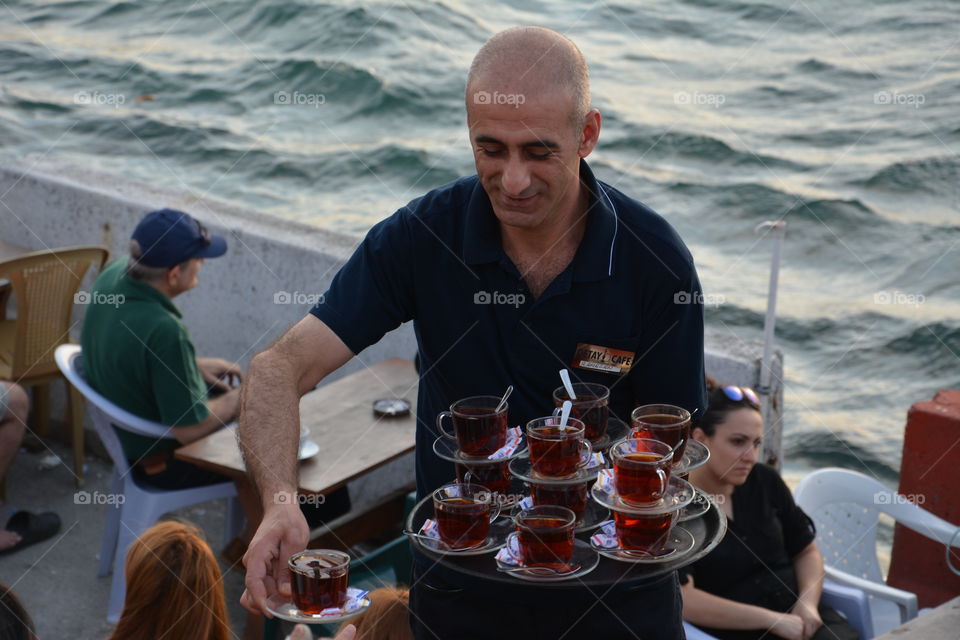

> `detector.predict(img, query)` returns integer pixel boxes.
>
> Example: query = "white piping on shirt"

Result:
[597,183,618,276]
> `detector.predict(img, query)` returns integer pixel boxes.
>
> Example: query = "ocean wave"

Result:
[72,113,236,155]
[17,0,92,24]
[794,58,881,81]
[235,3,394,48]
[852,14,954,33]
[604,131,808,171]
[781,127,876,147]
[855,156,960,196]
[667,181,835,222]
[0,116,32,148]
[186,142,462,193]
[0,86,72,113]
[776,314,959,374]
[599,4,712,41]
[785,430,897,479]
[679,0,817,30]
[737,84,838,106]
[818,321,960,388]
[403,1,486,39]
[339,144,462,190]
[240,58,381,102]
[259,58,379,92]
[667,184,893,252]
[0,45,99,80]
[783,197,878,225]
[239,1,328,30]
[885,322,960,358]
[705,302,766,328]
[772,312,927,351]
[75,0,139,24]
[236,57,457,121]
[183,86,236,105]
[0,45,34,70]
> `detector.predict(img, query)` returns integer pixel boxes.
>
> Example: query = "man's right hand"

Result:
[769,612,805,640]
[241,503,309,615]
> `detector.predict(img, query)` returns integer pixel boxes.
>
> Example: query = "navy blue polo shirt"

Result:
[311,160,707,499]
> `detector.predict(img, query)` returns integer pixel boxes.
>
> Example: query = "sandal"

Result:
[0,510,61,556]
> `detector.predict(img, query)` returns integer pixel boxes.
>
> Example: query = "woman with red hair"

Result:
[108,520,357,640]
[108,520,230,640]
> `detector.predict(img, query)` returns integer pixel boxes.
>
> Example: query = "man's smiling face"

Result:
[468,88,586,232]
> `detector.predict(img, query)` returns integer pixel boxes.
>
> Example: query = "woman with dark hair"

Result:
[680,382,859,640]
[0,584,34,640]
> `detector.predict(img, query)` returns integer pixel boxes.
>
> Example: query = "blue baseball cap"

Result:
[131,208,227,268]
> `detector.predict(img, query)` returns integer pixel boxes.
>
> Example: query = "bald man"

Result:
[240,27,706,639]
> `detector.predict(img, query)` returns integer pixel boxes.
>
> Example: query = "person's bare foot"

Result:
[0,529,22,550]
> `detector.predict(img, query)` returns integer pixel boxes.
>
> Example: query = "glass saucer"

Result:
[404,531,505,556]
[496,535,599,582]
[508,457,602,485]
[517,491,610,534]
[678,487,714,522]
[265,592,371,624]
[588,417,630,452]
[591,525,695,564]
[432,435,527,463]
[673,439,709,474]
[591,475,696,514]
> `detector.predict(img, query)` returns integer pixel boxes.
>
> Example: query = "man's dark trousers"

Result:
[408,560,686,640]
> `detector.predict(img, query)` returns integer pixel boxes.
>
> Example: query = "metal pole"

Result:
[755,220,787,465]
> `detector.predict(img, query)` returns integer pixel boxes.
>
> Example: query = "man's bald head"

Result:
[466,26,591,131]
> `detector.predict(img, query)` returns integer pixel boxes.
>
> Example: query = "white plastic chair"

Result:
[794,467,959,637]
[55,344,244,622]
[683,580,871,639]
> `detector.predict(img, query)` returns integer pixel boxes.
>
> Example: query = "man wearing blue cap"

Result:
[81,208,243,489]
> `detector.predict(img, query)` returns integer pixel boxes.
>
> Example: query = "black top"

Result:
[680,463,817,612]
[310,159,708,498]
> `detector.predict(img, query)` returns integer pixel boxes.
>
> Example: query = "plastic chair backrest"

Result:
[55,344,176,474]
[0,247,108,379]
[794,469,886,584]
[795,468,958,584]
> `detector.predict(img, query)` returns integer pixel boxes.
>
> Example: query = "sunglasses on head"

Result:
[196,219,211,247]
[721,385,760,408]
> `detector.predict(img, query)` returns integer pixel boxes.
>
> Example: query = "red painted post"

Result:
[888,390,960,607]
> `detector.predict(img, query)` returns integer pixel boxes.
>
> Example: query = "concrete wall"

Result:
[0,156,783,493]
[0,155,417,372]
[705,327,785,468]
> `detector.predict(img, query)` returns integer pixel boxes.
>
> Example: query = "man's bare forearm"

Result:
[239,350,302,508]
[237,316,355,511]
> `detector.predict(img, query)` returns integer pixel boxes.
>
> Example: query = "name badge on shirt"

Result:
[572,343,635,376]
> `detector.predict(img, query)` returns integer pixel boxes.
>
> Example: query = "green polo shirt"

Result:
[80,259,209,461]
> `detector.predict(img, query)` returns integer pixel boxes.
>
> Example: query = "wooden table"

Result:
[176,358,419,496]
[876,595,960,638]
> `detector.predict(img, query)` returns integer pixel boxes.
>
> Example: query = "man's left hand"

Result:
[197,357,243,391]
[789,600,822,640]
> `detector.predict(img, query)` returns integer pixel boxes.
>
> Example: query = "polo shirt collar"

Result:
[462,160,619,282]
[118,258,184,319]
